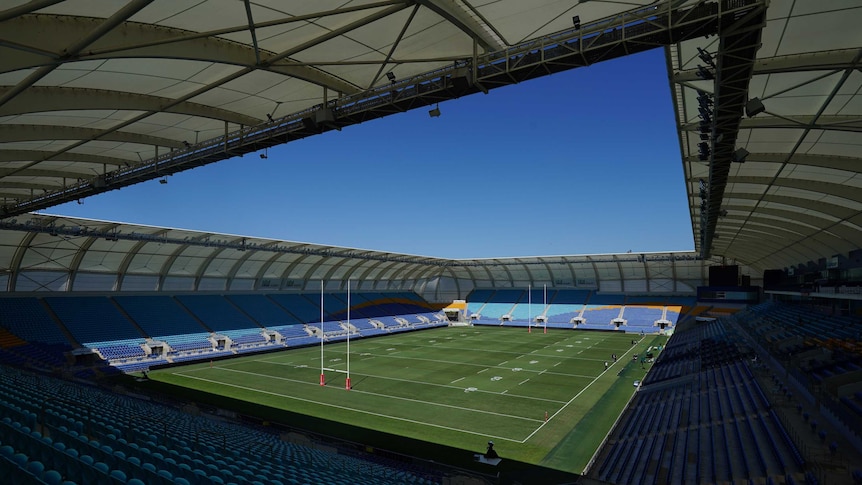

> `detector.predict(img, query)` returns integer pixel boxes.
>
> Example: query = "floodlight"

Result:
[719,209,728,217]
[259,153,268,159]
[266,113,274,122]
[428,105,441,118]
[697,47,715,67]
[733,147,749,163]
[182,140,191,148]
[696,65,713,80]
[572,16,581,29]
[159,177,168,184]
[385,72,396,82]
[745,97,766,117]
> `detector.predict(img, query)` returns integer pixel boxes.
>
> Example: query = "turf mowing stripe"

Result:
[171,371,526,442]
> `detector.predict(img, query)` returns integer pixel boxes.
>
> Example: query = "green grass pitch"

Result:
[150,326,666,474]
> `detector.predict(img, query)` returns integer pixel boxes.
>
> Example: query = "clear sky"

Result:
[50,48,694,260]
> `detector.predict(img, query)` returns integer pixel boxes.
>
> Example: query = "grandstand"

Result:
[1,1,862,484]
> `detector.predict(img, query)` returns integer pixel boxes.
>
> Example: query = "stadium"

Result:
[1,1,861,484]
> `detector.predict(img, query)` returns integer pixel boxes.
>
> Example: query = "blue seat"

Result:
[110,469,127,482]
[26,460,45,476]
[43,469,64,485]
[12,452,28,467]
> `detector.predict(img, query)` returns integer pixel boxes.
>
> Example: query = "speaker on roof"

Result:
[301,117,317,131]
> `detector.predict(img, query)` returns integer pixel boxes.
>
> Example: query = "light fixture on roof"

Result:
[386,72,396,82]
[698,142,710,161]
[267,101,282,122]
[745,97,766,117]
[696,47,715,68]
[182,140,191,149]
[696,65,714,80]
[572,15,581,29]
[159,177,168,184]
[260,148,268,159]
[733,147,749,163]
[428,103,441,118]
[719,209,728,217]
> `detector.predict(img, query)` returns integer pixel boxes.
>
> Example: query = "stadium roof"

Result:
[672,1,862,271]
[0,0,859,280]
[0,212,721,297]
[0,0,678,212]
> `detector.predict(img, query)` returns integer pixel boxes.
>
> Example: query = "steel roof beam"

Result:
[418,0,503,52]
[0,0,154,111]
[698,1,768,258]
[673,48,862,82]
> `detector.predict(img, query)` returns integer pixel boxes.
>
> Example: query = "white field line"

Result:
[224,367,546,424]
[450,377,465,384]
[519,378,530,385]
[255,359,567,404]
[172,370,525,443]
[519,340,639,443]
[356,352,595,378]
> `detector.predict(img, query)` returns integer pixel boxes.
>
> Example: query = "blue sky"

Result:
[52,48,694,259]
